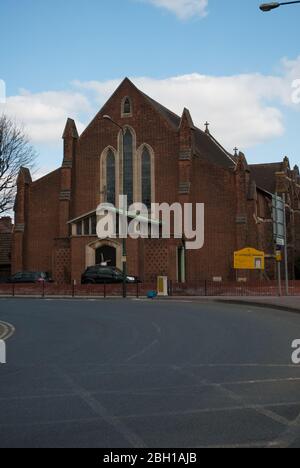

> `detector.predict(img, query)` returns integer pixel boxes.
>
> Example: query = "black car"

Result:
[7,272,52,284]
[81,266,139,285]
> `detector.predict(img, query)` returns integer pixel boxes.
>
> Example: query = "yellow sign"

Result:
[276,251,282,262]
[234,248,265,270]
[157,276,168,296]
[157,277,164,294]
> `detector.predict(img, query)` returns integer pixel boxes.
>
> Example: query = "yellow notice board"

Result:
[157,276,168,296]
[234,248,265,270]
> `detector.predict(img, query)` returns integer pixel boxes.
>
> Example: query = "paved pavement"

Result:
[212,296,300,314]
[1,298,300,448]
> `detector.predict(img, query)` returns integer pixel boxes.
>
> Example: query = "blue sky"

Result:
[1,0,300,175]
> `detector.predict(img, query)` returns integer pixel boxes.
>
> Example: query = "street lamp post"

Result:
[260,1,300,11]
[103,115,127,299]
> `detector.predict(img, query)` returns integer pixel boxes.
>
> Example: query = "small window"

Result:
[122,97,132,116]
[84,218,90,235]
[123,129,134,206]
[76,222,82,236]
[106,149,116,205]
[142,147,152,209]
[91,215,97,235]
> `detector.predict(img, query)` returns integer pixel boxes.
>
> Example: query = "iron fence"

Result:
[0,280,299,298]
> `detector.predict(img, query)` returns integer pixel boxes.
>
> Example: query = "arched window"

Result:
[106,149,116,205]
[123,97,132,115]
[141,147,151,208]
[123,129,134,206]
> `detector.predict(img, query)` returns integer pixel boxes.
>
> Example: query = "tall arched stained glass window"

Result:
[106,149,116,205]
[142,147,151,209]
[123,129,133,206]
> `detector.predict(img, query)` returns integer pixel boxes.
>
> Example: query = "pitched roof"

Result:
[31,168,61,186]
[194,128,236,169]
[250,162,283,193]
[141,92,181,129]
[141,88,235,169]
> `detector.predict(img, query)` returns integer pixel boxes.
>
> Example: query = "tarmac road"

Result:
[1,298,300,448]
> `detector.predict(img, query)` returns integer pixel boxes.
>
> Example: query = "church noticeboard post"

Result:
[234,248,265,271]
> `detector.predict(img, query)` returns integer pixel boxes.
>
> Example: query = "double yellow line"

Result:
[0,321,15,341]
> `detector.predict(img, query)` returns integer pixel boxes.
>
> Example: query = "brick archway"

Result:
[85,239,122,269]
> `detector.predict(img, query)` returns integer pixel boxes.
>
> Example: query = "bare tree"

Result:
[0,115,36,214]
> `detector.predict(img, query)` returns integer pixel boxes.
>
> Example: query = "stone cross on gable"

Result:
[204,122,210,134]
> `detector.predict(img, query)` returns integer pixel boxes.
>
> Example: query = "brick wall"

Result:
[24,170,60,274]
[0,217,13,280]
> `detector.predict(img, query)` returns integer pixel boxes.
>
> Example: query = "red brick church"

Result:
[11,78,300,283]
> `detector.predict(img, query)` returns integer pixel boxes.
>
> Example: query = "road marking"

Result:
[213,382,290,427]
[0,321,15,340]
[268,411,300,448]
[184,363,300,368]
[152,321,161,335]
[200,442,266,449]
[125,321,161,362]
[119,400,300,421]
[0,416,103,429]
[205,381,291,427]
[174,366,291,428]
[218,377,300,386]
[52,365,147,448]
[126,339,159,363]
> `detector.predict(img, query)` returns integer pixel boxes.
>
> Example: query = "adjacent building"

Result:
[0,217,13,280]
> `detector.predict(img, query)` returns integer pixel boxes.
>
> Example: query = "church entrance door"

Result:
[95,246,117,267]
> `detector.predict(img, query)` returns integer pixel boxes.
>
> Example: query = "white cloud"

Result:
[135,73,285,148]
[1,90,90,144]
[142,0,208,19]
[1,56,300,164]
[75,57,300,150]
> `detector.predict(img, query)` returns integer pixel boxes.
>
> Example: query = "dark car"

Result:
[7,272,52,284]
[81,266,139,285]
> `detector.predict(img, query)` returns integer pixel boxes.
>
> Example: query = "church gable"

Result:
[79,78,178,143]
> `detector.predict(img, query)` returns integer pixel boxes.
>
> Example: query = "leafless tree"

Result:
[0,115,36,213]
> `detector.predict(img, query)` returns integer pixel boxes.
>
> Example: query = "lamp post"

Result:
[260,1,300,11]
[103,115,127,298]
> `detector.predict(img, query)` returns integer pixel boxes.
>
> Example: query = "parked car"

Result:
[7,272,53,284]
[0,276,10,284]
[81,266,139,285]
